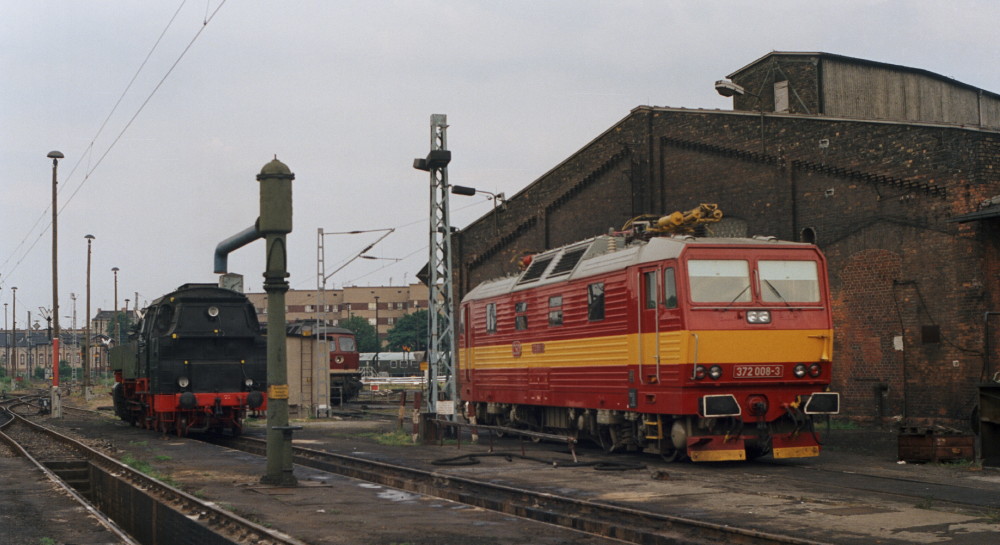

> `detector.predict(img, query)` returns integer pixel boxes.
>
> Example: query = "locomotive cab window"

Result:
[758,260,820,302]
[587,283,605,321]
[688,260,751,303]
[644,271,657,309]
[664,268,677,308]
[486,303,497,334]
[339,336,356,352]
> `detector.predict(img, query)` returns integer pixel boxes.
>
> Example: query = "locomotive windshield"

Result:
[687,258,821,304]
[337,335,357,352]
[688,260,751,303]
[758,260,820,302]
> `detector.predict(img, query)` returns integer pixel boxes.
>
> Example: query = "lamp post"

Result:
[48,150,64,415]
[373,294,381,369]
[3,302,7,378]
[112,266,119,344]
[715,80,765,154]
[84,235,94,397]
[11,287,16,379]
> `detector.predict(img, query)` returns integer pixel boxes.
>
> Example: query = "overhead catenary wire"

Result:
[0,0,226,294]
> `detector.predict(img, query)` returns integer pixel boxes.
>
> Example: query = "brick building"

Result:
[454,52,1000,428]
[245,283,428,348]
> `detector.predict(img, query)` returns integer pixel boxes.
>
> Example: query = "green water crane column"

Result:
[258,158,299,487]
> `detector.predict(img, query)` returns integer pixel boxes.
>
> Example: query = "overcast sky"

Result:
[2,0,998,328]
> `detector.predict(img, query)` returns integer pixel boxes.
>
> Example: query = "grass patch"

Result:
[935,458,980,470]
[153,454,172,462]
[356,430,414,446]
[128,440,149,447]
[120,454,180,488]
[825,418,861,430]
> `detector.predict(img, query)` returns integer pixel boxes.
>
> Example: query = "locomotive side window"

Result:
[515,301,528,330]
[587,282,605,321]
[664,268,677,308]
[154,304,174,334]
[758,260,820,302]
[688,260,751,303]
[548,296,563,326]
[644,271,657,309]
[486,303,497,334]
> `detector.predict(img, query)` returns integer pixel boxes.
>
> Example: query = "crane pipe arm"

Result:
[214,224,262,274]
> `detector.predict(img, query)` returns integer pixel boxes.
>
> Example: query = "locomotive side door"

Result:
[657,265,682,383]
[637,266,661,385]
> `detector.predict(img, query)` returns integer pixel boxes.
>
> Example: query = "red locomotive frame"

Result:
[458,233,839,462]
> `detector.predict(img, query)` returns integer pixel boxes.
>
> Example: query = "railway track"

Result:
[215,434,826,545]
[2,398,308,545]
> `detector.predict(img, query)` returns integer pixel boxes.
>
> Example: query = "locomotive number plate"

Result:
[734,365,783,379]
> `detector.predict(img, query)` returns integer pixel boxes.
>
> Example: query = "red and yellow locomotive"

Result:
[458,211,839,461]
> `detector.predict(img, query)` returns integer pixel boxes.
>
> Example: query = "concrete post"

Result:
[257,158,299,487]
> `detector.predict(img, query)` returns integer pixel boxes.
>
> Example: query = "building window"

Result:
[587,283,605,321]
[486,303,497,334]
[774,80,789,113]
[548,296,563,327]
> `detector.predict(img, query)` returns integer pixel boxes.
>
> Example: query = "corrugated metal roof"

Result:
[726,51,1000,100]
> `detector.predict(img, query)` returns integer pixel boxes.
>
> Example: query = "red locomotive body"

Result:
[459,234,839,462]
[326,327,362,402]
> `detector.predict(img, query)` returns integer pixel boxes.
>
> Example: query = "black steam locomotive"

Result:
[110,284,267,436]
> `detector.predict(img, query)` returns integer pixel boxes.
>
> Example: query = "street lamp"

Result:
[48,150,64,416]
[3,302,7,377]
[11,287,16,379]
[84,235,95,395]
[451,185,506,233]
[372,294,381,370]
[112,266,120,344]
[715,79,765,154]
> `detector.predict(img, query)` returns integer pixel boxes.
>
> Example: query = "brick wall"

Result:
[455,106,1000,427]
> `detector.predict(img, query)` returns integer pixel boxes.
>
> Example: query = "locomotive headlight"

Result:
[244,378,254,388]
[206,306,220,318]
[694,365,707,380]
[178,376,190,388]
[808,363,822,378]
[746,310,771,324]
[793,364,808,378]
[708,365,723,380]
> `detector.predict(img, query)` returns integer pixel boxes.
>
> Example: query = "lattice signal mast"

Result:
[413,114,456,414]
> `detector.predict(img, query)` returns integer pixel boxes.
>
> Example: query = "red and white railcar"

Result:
[458,233,839,461]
